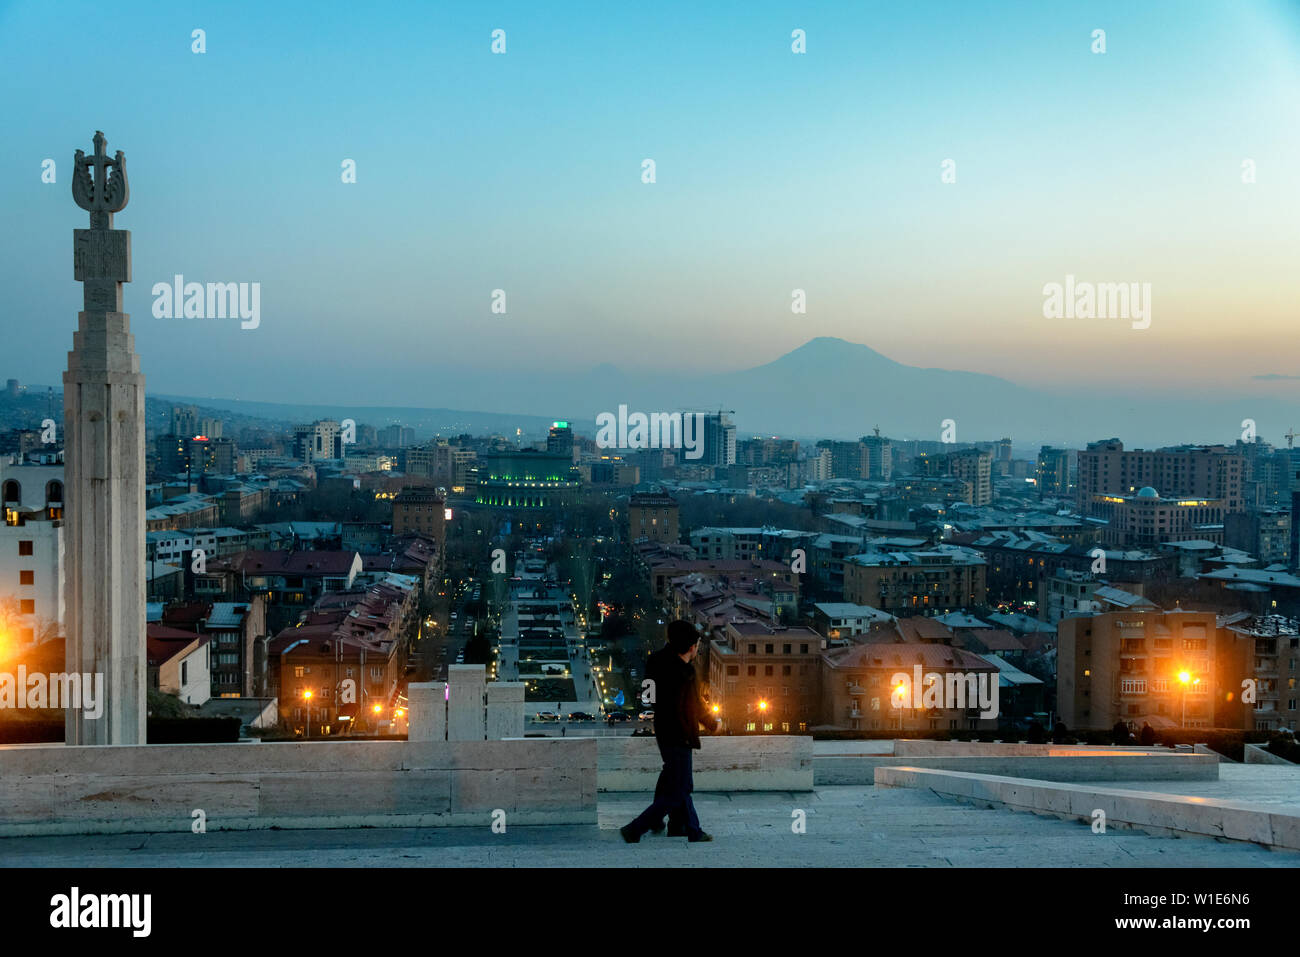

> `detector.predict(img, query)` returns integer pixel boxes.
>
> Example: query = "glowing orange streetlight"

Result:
[1178,670,1200,728]
[302,689,314,739]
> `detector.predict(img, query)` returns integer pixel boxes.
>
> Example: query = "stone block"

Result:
[447,666,486,741]
[73,228,131,281]
[407,681,446,742]
[486,682,525,740]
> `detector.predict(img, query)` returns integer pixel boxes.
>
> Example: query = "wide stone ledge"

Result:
[817,753,1218,786]
[0,739,597,835]
[893,740,1190,758]
[874,765,1300,850]
[595,735,812,791]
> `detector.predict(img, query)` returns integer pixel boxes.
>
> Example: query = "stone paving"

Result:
[1103,764,1300,812]
[2,785,1296,868]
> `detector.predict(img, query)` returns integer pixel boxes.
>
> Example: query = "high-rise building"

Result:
[1036,446,1072,498]
[702,413,737,468]
[862,433,892,480]
[820,440,869,480]
[379,424,416,448]
[547,421,576,462]
[995,437,1013,476]
[806,447,832,481]
[171,405,200,438]
[947,448,993,506]
[1077,439,1245,516]
[292,420,343,464]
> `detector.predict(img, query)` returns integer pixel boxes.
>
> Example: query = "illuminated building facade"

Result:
[474,451,580,509]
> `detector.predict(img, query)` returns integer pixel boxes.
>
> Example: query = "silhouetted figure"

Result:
[621,621,712,843]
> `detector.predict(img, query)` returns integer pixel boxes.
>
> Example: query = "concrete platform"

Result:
[1,785,1295,868]
[875,765,1300,850]
[817,753,1217,785]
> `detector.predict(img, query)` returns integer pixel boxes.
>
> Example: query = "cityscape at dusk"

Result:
[0,0,1297,940]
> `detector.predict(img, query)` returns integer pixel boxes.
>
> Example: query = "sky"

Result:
[2,0,1299,409]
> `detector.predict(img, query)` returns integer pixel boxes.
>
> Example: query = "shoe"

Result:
[687,831,714,843]
[619,824,641,843]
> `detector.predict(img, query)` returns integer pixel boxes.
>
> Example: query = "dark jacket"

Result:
[646,644,707,749]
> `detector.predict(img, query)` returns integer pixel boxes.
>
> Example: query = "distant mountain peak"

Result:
[759,336,900,370]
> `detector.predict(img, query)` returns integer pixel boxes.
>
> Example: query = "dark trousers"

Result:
[628,743,701,838]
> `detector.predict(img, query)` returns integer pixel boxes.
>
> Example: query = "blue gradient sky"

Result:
[2,0,1299,406]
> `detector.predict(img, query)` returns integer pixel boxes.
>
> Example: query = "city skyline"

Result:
[6,0,1300,907]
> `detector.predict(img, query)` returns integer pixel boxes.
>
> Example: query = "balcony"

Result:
[847,684,866,696]
[848,708,863,719]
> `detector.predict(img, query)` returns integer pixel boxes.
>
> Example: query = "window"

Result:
[294,666,304,678]
[19,570,33,585]
[800,644,808,654]
[764,665,774,676]
[747,644,756,654]
[765,644,774,654]
[725,665,739,676]
[747,666,756,676]
[782,664,791,676]
[181,661,188,685]
[19,600,34,615]
[18,540,32,556]
[782,644,791,654]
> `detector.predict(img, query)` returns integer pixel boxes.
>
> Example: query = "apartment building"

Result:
[706,620,823,732]
[842,545,986,614]
[1057,609,1230,731]
[1077,439,1244,515]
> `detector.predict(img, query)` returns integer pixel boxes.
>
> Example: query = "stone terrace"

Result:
[2,785,1297,868]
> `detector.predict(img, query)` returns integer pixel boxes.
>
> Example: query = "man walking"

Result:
[621,620,713,843]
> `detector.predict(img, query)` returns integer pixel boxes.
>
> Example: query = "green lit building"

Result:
[475,450,581,509]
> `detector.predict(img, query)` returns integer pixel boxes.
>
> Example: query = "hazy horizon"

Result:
[4,0,1300,412]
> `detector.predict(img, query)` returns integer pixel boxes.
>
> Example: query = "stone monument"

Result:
[64,131,146,745]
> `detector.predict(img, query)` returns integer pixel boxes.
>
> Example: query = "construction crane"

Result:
[1287,428,1296,449]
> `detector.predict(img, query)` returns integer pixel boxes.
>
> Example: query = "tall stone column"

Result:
[63,131,146,745]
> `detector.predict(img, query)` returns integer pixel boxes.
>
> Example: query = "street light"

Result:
[302,689,313,739]
[1178,670,1200,729]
